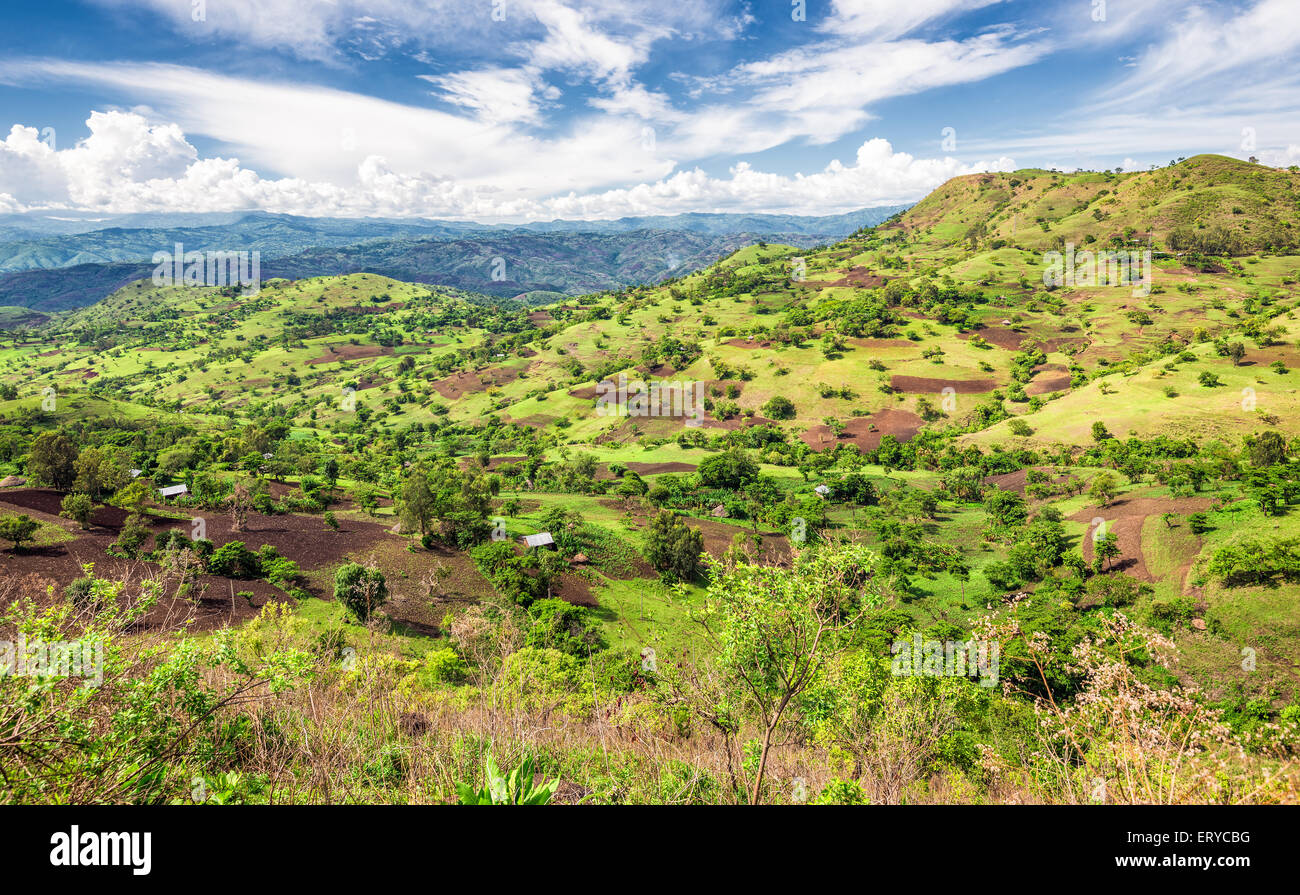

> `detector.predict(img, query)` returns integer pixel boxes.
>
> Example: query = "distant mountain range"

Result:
[0,206,907,312]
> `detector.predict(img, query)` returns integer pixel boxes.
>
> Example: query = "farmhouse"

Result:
[158,484,189,501]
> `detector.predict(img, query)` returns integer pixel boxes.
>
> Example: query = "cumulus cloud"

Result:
[0,112,1010,219]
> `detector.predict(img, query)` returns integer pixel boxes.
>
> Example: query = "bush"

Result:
[60,493,95,529]
[645,510,704,581]
[525,598,603,657]
[208,541,262,579]
[762,395,796,419]
[469,541,547,605]
[0,514,40,551]
[334,562,388,622]
[422,648,469,684]
[109,513,151,559]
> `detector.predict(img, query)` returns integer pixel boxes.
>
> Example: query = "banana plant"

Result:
[456,753,560,805]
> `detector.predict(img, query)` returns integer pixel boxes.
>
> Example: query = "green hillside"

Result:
[3,156,1298,805]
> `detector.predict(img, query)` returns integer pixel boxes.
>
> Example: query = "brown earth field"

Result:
[825,268,888,288]
[847,337,914,349]
[306,344,394,364]
[1069,496,1215,582]
[982,467,1071,496]
[890,375,998,394]
[958,325,1087,353]
[1025,363,1072,395]
[801,409,924,451]
[431,366,521,399]
[0,488,496,634]
[600,498,793,566]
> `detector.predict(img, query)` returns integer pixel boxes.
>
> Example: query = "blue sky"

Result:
[0,0,1298,220]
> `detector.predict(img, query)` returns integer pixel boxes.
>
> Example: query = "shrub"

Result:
[109,513,151,559]
[525,598,603,657]
[0,514,40,551]
[762,395,796,419]
[422,648,469,684]
[60,493,95,529]
[645,510,704,581]
[208,541,262,579]
[334,562,388,622]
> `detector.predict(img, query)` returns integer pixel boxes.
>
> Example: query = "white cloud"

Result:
[820,0,1008,40]
[0,111,1010,219]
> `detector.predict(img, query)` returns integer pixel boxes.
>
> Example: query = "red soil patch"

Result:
[890,375,998,394]
[624,461,697,475]
[848,337,914,349]
[958,326,1027,350]
[601,500,792,566]
[527,311,554,326]
[825,267,887,289]
[723,338,775,349]
[1069,496,1215,582]
[982,468,1070,496]
[1025,363,1072,395]
[801,409,924,451]
[0,488,478,633]
[431,366,520,399]
[306,344,394,364]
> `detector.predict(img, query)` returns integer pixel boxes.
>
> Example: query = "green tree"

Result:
[60,493,95,529]
[1087,472,1118,507]
[26,432,78,491]
[1094,531,1121,571]
[691,544,882,804]
[697,448,759,489]
[645,510,705,581]
[762,395,796,420]
[73,446,130,500]
[335,562,389,622]
[0,514,39,551]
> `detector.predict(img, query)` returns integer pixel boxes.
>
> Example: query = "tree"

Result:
[112,479,153,516]
[399,471,436,535]
[60,493,95,529]
[26,432,78,491]
[762,395,796,420]
[400,462,492,547]
[1228,342,1246,366]
[645,510,704,581]
[1094,531,1121,572]
[1245,430,1288,467]
[1087,472,1118,507]
[73,446,130,500]
[334,562,389,622]
[1091,421,1112,442]
[983,488,1027,528]
[0,514,39,551]
[697,449,759,489]
[691,544,883,804]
